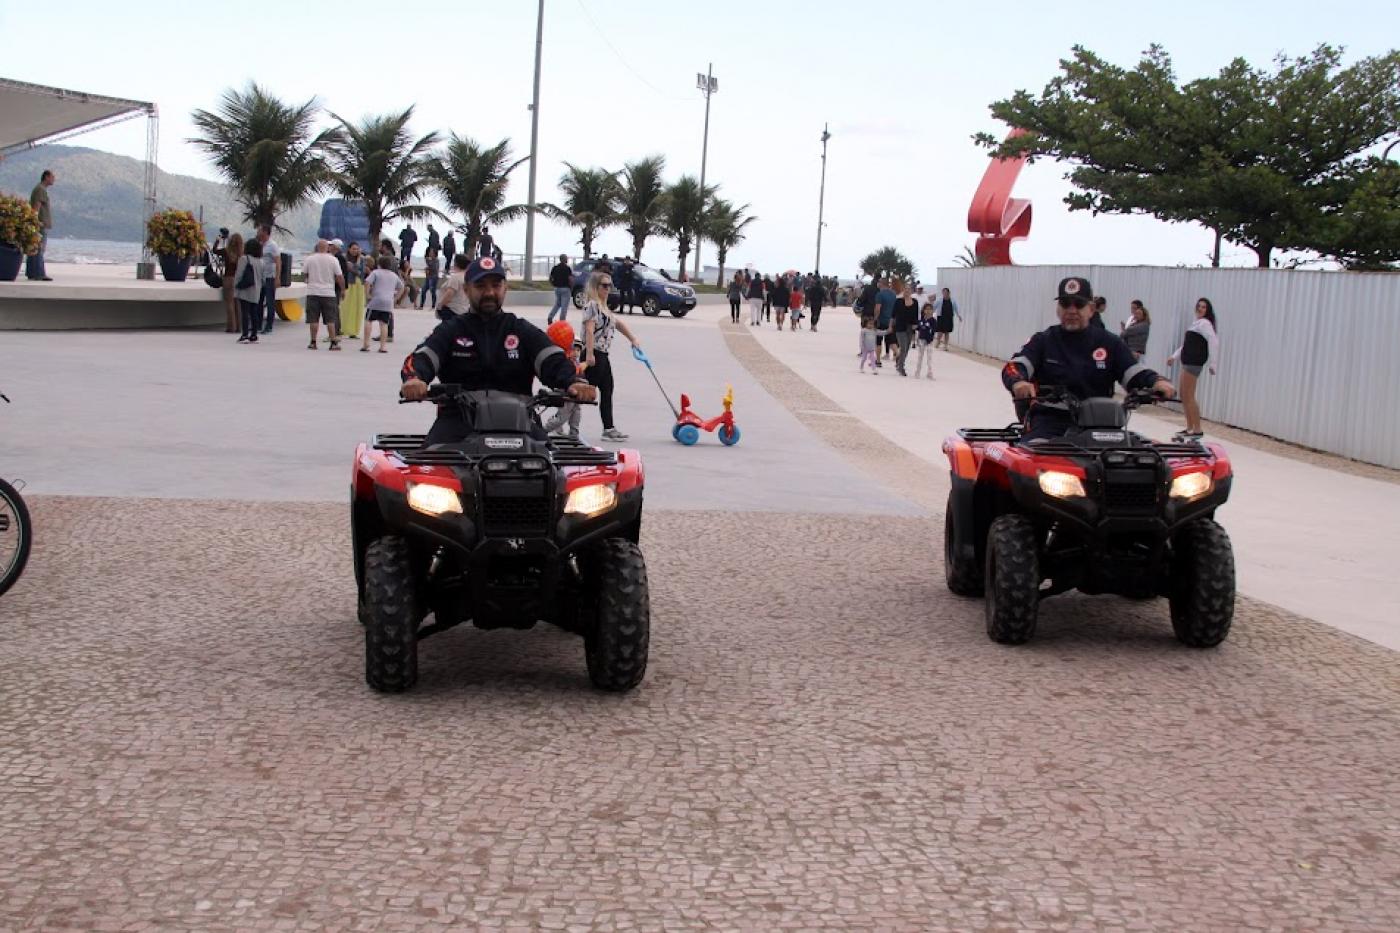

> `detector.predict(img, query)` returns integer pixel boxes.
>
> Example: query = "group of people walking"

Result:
[854,278,961,377]
[729,270,831,332]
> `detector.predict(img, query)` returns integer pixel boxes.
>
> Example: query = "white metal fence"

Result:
[934,265,1400,469]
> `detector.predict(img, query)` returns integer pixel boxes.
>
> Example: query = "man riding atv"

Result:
[400,255,597,431]
[1004,276,1175,439]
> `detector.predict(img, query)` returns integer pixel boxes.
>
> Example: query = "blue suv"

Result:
[570,259,696,318]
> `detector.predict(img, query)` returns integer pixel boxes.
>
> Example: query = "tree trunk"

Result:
[716,246,728,286]
[1211,228,1222,268]
[632,232,645,261]
[1254,243,1272,267]
[581,225,593,260]
[676,236,690,282]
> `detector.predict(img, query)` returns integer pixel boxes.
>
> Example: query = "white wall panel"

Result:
[934,266,1400,468]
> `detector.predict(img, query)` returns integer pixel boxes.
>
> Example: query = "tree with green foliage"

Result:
[189,83,337,231]
[659,175,717,282]
[953,245,983,268]
[326,107,440,253]
[701,198,756,285]
[617,155,667,261]
[978,45,1400,267]
[539,163,621,259]
[859,246,917,282]
[425,135,528,258]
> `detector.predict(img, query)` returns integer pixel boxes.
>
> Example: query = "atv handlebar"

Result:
[398,384,596,406]
[1030,385,1167,409]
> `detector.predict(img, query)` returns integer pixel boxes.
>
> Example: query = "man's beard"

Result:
[472,296,502,314]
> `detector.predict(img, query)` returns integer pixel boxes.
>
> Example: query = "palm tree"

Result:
[425,135,529,257]
[326,107,440,253]
[189,83,337,231]
[617,155,668,261]
[659,175,717,282]
[953,245,984,268]
[702,199,756,285]
[539,163,621,259]
[859,245,918,282]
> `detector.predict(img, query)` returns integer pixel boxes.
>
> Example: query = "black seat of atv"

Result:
[458,392,536,434]
[1075,398,1127,428]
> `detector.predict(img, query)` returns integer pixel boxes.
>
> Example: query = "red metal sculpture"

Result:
[967,128,1032,265]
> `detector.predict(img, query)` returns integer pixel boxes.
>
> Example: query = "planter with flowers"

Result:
[0,193,42,282]
[145,209,206,282]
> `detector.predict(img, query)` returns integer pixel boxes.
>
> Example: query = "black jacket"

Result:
[549,262,573,287]
[402,310,580,397]
[1002,325,1159,439]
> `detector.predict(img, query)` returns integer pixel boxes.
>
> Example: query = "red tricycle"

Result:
[672,386,741,446]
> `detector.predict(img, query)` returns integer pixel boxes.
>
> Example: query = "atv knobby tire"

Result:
[363,536,420,693]
[1168,519,1235,648]
[944,491,984,597]
[585,538,650,692]
[985,515,1040,644]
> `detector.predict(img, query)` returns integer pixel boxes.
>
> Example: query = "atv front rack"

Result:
[955,427,1208,459]
[372,434,618,467]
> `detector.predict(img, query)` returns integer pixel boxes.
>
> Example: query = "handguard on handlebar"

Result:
[398,384,595,406]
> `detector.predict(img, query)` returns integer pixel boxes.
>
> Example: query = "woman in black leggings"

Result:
[581,268,641,441]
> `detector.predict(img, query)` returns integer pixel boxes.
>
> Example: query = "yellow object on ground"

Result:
[277,298,303,322]
[340,282,365,338]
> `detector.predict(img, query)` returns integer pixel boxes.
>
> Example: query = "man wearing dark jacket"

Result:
[804,277,826,332]
[398,225,418,263]
[400,256,596,444]
[548,254,573,324]
[1003,276,1175,440]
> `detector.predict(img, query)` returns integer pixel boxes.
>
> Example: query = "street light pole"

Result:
[815,123,830,274]
[693,64,717,283]
[523,0,545,283]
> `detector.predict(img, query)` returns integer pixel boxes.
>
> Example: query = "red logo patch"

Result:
[504,334,520,350]
[479,257,496,271]
[1064,279,1081,295]
[1092,347,1108,361]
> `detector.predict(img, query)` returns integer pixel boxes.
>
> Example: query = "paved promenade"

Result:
[1,295,1397,930]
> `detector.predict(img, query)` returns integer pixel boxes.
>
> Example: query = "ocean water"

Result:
[43,238,145,265]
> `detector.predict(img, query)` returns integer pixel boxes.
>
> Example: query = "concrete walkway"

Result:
[710,300,1400,652]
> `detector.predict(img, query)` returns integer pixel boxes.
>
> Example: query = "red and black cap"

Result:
[1056,276,1093,302]
[466,256,507,283]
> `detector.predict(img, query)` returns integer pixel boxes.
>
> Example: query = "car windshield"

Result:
[636,266,668,282]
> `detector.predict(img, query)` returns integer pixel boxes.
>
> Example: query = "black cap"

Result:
[465,255,507,283]
[1056,276,1093,302]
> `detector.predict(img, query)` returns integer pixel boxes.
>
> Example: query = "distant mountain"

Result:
[0,144,321,247]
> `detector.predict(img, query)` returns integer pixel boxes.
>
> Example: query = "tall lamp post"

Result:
[815,123,830,274]
[692,64,717,283]
[523,0,545,283]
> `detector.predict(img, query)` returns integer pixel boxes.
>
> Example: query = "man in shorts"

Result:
[302,240,346,350]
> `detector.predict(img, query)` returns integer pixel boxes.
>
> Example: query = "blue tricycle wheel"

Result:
[718,424,742,447]
[676,424,701,446]
[671,423,682,441]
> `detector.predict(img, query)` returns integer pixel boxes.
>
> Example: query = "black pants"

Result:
[239,298,261,338]
[586,349,615,429]
[810,305,822,327]
[729,298,740,322]
[763,297,771,320]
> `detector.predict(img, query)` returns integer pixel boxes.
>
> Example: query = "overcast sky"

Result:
[5,0,1398,277]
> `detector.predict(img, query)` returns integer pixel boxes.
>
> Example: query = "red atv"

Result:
[352,386,649,693]
[942,388,1235,647]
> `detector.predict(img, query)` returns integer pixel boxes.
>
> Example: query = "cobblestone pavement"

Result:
[3,496,1399,931]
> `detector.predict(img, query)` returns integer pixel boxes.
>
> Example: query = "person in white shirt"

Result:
[434,254,472,320]
[302,240,346,350]
[1166,297,1221,438]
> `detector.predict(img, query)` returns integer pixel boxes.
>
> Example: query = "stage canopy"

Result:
[0,77,155,156]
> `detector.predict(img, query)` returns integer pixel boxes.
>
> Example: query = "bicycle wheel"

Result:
[0,478,32,597]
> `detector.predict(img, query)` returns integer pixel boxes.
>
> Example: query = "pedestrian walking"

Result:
[727,274,743,323]
[477,225,495,259]
[1120,300,1151,360]
[255,225,280,334]
[25,170,54,280]
[747,272,765,326]
[398,224,418,263]
[417,247,440,309]
[425,223,440,256]
[933,287,960,350]
[396,258,415,311]
[874,278,897,365]
[435,254,471,320]
[858,315,879,374]
[581,267,642,441]
[804,275,826,332]
[762,274,773,321]
[220,232,244,333]
[772,276,790,330]
[234,239,264,343]
[548,253,573,324]
[787,278,803,329]
[362,255,404,352]
[1166,298,1219,438]
[302,239,345,350]
[913,303,938,379]
[441,229,455,267]
[891,282,919,375]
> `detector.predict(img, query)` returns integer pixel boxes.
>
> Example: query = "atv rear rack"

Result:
[372,434,618,467]
[958,426,1023,443]
[955,428,1207,459]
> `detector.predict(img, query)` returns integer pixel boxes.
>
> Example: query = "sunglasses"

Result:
[598,281,613,289]
[1057,298,1089,310]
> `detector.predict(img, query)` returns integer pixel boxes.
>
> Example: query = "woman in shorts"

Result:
[1166,297,1219,438]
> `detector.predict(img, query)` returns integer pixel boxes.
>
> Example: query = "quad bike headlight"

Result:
[565,483,617,518]
[1169,471,1213,502]
[1038,470,1086,499]
[407,482,462,516]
